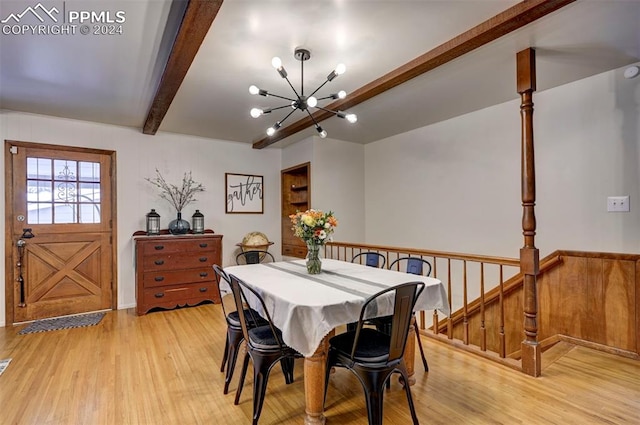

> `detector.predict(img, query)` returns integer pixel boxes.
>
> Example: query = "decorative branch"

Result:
[146,169,205,212]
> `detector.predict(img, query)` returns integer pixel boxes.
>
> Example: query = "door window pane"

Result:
[27,157,101,224]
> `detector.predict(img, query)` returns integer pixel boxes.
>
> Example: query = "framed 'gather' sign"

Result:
[225,173,264,214]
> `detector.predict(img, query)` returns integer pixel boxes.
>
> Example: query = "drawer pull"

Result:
[199,243,208,248]
[154,260,165,265]
[199,257,207,262]
[199,272,208,277]
[154,276,165,282]
[199,287,208,293]
[154,292,165,298]
[154,245,164,250]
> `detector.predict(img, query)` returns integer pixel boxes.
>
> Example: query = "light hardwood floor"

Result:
[1,304,639,425]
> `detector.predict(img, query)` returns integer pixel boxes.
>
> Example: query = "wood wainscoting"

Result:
[537,251,639,357]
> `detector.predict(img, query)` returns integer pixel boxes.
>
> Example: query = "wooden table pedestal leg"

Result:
[304,333,331,425]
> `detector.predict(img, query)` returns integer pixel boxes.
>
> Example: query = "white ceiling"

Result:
[1,1,639,148]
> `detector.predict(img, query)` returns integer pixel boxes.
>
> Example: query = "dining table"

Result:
[224,258,449,425]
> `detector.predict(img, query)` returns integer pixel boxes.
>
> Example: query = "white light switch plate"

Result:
[607,196,630,212]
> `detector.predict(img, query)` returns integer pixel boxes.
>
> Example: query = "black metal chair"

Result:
[228,274,303,425]
[347,252,388,333]
[324,281,425,425]
[213,265,267,395]
[387,257,433,372]
[388,257,432,278]
[236,250,275,265]
[351,252,386,268]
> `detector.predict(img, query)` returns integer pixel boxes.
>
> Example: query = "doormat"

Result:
[0,359,11,376]
[18,312,106,335]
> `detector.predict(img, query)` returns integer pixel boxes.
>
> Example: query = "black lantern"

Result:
[192,210,204,234]
[146,209,160,235]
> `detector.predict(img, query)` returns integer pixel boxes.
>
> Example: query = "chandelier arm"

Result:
[281,74,301,99]
[266,104,296,112]
[305,109,321,126]
[266,92,298,102]
[307,80,330,99]
[315,95,337,101]
[276,107,298,127]
[311,105,340,115]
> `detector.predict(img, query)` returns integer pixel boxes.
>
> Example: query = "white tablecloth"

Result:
[223,259,449,357]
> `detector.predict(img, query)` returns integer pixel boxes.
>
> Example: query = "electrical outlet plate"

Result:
[607,196,630,212]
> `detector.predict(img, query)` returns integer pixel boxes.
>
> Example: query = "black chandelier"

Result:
[249,47,357,138]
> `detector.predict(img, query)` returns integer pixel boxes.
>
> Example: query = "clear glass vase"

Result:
[306,242,322,274]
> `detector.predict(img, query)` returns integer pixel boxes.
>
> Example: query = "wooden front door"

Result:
[5,141,116,324]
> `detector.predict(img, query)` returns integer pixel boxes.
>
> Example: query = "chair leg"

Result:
[398,364,420,425]
[414,320,429,372]
[225,329,244,394]
[323,350,337,408]
[280,356,295,384]
[251,354,277,425]
[358,369,389,425]
[220,334,229,373]
[234,352,250,405]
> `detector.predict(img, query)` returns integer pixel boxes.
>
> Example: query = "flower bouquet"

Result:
[289,209,338,274]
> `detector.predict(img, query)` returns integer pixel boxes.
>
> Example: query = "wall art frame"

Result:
[225,173,264,214]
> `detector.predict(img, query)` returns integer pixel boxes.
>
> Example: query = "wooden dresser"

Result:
[133,231,223,315]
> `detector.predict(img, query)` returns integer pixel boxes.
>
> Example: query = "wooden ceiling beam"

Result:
[143,0,223,135]
[252,0,576,149]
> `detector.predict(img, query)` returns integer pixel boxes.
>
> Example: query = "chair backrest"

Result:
[352,252,386,268]
[213,264,234,318]
[388,257,432,276]
[236,250,275,265]
[227,274,286,349]
[351,281,425,363]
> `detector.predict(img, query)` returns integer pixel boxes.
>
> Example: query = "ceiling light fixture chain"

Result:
[249,47,357,139]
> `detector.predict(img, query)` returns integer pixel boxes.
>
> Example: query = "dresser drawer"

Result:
[141,239,218,255]
[140,281,219,312]
[142,252,214,271]
[142,267,213,288]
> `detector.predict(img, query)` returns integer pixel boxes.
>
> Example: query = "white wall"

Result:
[0,111,281,326]
[365,64,640,259]
[282,136,365,244]
[311,137,365,243]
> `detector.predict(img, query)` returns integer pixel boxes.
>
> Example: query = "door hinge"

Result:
[9,146,18,154]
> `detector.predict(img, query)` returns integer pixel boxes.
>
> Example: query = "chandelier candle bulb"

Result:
[315,125,327,138]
